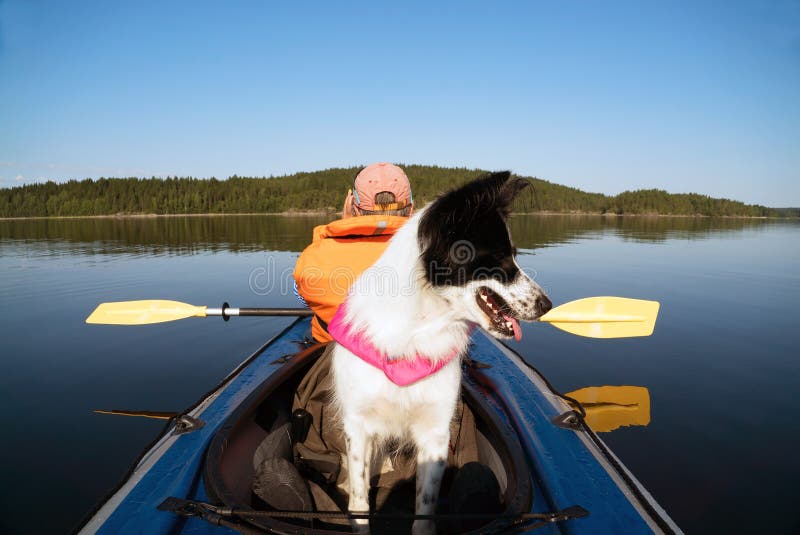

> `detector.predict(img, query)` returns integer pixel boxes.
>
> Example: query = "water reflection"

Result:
[0,215,330,255]
[508,215,794,249]
[0,214,794,256]
[565,385,651,433]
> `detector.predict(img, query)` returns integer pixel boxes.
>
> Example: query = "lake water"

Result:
[1,215,798,534]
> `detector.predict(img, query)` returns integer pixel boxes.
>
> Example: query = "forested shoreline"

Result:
[1,165,793,218]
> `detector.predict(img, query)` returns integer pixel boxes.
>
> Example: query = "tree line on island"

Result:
[0,165,792,218]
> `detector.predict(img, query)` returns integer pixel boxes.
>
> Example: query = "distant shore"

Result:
[3,166,787,218]
[1,211,792,221]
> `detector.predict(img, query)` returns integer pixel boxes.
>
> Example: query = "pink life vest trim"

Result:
[328,303,460,386]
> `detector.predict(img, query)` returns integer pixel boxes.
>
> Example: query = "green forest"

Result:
[0,165,789,218]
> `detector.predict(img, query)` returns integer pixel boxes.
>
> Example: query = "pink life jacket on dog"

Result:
[327,302,460,386]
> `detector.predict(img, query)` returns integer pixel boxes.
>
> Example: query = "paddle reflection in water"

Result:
[565,386,651,433]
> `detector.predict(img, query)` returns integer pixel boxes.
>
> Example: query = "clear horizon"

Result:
[1,1,798,206]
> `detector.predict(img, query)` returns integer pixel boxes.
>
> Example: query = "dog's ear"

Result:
[492,172,529,216]
[465,171,529,217]
[497,172,531,215]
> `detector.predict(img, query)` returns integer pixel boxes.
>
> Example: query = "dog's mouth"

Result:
[476,288,522,341]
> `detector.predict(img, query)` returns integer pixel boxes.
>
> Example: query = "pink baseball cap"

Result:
[353,163,413,212]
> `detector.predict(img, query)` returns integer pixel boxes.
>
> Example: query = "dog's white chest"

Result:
[331,346,462,439]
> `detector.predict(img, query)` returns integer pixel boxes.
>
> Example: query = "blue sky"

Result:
[1,1,798,206]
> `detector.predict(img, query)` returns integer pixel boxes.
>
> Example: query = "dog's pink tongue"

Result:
[502,312,522,341]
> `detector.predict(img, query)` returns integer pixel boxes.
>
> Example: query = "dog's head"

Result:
[417,171,551,340]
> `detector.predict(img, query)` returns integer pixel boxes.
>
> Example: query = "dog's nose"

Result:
[536,295,552,317]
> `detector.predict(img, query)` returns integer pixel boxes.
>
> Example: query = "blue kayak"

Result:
[78,317,681,534]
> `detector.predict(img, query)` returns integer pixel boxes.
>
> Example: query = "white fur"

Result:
[331,206,546,534]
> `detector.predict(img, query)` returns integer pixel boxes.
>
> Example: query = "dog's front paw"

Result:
[412,519,436,535]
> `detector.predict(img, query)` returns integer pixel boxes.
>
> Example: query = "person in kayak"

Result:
[293,162,414,342]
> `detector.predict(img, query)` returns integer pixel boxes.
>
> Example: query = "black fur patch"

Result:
[418,172,529,286]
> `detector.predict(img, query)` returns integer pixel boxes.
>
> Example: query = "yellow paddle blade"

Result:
[85,300,207,325]
[538,296,659,338]
[565,385,651,433]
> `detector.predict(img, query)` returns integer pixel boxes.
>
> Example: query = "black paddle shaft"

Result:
[237,308,314,317]
[209,303,314,321]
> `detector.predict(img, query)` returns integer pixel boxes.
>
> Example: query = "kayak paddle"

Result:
[564,385,651,432]
[537,296,659,338]
[85,300,312,325]
[86,296,659,339]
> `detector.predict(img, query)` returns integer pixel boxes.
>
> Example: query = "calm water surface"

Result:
[1,215,798,533]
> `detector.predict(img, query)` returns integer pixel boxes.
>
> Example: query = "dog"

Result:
[328,172,552,534]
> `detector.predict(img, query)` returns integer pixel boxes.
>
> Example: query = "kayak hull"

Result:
[78,317,680,534]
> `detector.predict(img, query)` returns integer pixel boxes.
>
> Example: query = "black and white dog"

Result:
[329,172,551,534]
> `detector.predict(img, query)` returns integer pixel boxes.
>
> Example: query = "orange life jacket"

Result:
[293,215,408,342]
